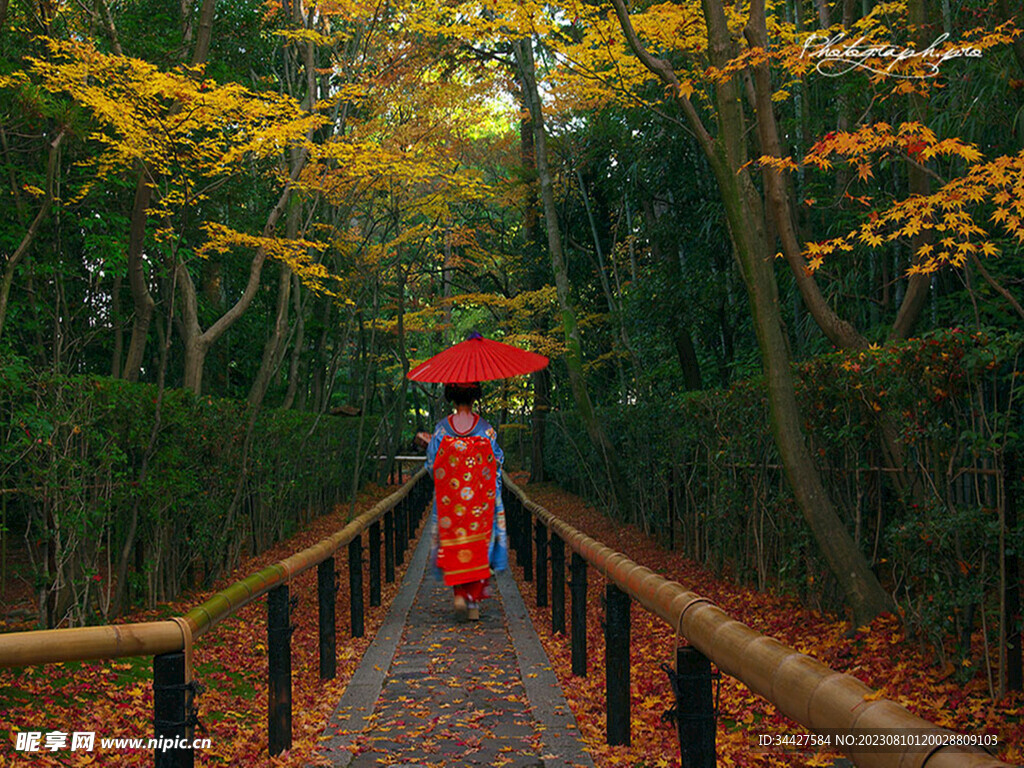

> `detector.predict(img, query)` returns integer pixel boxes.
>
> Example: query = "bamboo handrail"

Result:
[503,474,1011,768]
[0,469,427,667]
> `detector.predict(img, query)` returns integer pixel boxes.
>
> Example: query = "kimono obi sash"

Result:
[433,434,496,586]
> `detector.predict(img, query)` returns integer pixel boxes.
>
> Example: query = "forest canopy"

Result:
[0,0,1022,655]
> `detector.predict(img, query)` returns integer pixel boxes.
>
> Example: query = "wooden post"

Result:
[384,509,395,584]
[605,584,630,746]
[317,558,336,680]
[673,646,716,768]
[369,520,382,607]
[571,552,587,676]
[349,536,364,639]
[535,520,548,607]
[267,585,292,756]
[153,651,193,768]
[551,533,565,635]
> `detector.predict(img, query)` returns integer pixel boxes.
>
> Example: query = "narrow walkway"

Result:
[316,527,594,768]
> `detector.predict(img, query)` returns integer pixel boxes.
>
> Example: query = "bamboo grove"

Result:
[0,0,1023,692]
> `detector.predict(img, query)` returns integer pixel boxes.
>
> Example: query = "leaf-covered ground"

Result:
[0,483,419,766]
[4,479,1023,767]
[512,482,1024,768]
[314,563,554,767]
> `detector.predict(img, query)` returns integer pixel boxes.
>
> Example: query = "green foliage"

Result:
[0,354,376,627]
[544,330,1024,649]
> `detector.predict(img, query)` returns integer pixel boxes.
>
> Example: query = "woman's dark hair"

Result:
[444,382,482,405]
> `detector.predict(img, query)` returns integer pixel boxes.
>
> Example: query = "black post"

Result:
[521,503,533,582]
[605,584,630,746]
[673,646,717,768]
[404,494,412,551]
[512,494,525,566]
[153,651,193,768]
[349,536,364,638]
[401,495,413,536]
[535,520,548,607]
[415,481,427,529]
[551,534,566,635]
[268,585,292,756]
[396,498,407,566]
[421,476,430,525]
[516,496,528,568]
[317,558,336,680]
[571,553,587,676]
[1006,451,1022,691]
[369,520,382,607]
[505,492,518,563]
[384,509,395,584]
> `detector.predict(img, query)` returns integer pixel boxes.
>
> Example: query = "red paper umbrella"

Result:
[407,332,549,383]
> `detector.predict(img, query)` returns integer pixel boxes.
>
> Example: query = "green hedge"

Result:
[544,329,1023,658]
[0,357,375,627]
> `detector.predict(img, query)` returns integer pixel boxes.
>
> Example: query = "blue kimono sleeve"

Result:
[424,423,445,579]
[482,421,509,573]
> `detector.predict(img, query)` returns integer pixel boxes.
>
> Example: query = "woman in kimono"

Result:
[424,382,508,621]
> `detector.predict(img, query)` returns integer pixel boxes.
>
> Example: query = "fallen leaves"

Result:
[0,483,417,767]
[513,481,1024,768]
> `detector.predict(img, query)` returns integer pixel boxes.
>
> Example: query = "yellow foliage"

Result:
[24,38,320,175]
[197,223,334,294]
[805,148,1024,274]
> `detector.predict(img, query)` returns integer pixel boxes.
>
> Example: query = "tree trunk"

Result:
[887,0,933,343]
[513,37,630,516]
[176,159,303,392]
[122,173,155,382]
[610,0,892,622]
[675,330,703,392]
[0,130,64,344]
[119,1,217,380]
[530,365,550,483]
[109,274,123,378]
[714,0,891,623]
[642,195,705,391]
[380,264,410,484]
[112,284,173,617]
[282,273,307,409]
[248,262,293,406]
[188,0,217,67]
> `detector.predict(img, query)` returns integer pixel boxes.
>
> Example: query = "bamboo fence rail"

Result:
[503,474,1011,768]
[0,468,427,667]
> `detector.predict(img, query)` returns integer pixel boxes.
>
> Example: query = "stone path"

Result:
[315,527,595,768]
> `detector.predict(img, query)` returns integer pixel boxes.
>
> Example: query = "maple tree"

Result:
[1,0,1022,726]
[491,0,1023,622]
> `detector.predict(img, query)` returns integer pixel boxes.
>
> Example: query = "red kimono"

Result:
[432,434,497,586]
